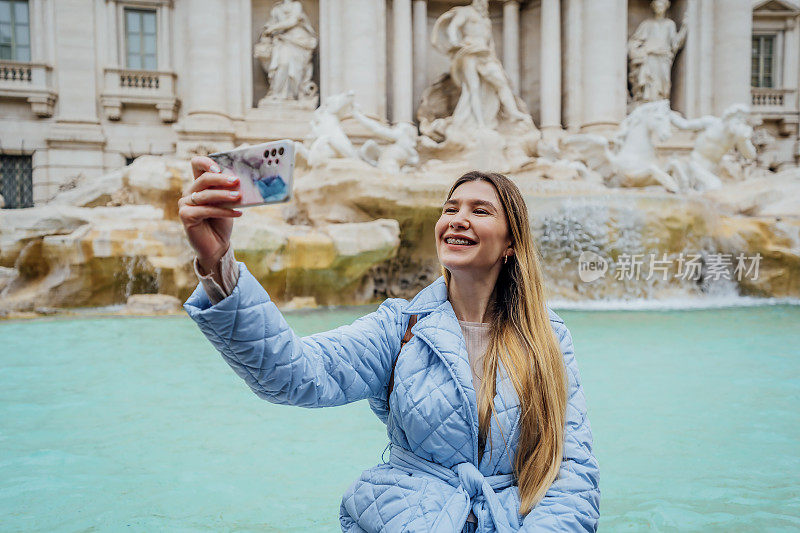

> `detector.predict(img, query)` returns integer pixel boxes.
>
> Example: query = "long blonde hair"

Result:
[442,171,567,515]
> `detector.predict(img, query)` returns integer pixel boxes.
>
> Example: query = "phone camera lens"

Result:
[264,150,270,158]
[278,147,285,155]
[267,159,272,165]
[275,158,280,165]
[271,149,277,157]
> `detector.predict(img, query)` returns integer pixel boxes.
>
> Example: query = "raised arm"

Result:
[520,322,600,532]
[670,111,714,131]
[446,11,465,50]
[352,107,397,141]
[673,13,688,52]
[184,261,407,409]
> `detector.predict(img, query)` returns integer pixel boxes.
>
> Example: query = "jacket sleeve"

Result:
[183,261,407,408]
[520,320,601,532]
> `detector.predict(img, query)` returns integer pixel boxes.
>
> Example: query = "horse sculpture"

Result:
[561,100,681,193]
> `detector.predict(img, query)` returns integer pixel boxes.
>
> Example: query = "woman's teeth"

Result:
[445,238,475,245]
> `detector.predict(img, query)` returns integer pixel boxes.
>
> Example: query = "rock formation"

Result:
[1,98,798,317]
[0,157,400,314]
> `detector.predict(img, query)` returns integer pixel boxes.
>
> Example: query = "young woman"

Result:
[179,158,600,532]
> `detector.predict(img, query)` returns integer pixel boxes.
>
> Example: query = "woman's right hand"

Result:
[178,156,243,273]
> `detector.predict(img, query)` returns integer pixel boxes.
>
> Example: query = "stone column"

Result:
[175,0,234,153]
[563,0,582,131]
[503,0,520,93]
[780,17,799,137]
[412,0,427,113]
[540,0,562,136]
[785,19,799,103]
[393,0,414,123]
[182,0,231,123]
[53,0,98,122]
[320,0,343,100]
[580,0,627,132]
[674,0,699,118]
[713,0,751,115]
[157,2,172,70]
[698,0,715,116]
[44,0,106,201]
[237,0,252,111]
[29,0,45,62]
[341,0,387,117]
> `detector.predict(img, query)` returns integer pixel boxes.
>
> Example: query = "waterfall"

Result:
[533,196,746,306]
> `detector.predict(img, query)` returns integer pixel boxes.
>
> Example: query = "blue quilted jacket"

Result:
[184,262,600,532]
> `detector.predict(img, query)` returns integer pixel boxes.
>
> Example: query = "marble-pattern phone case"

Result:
[209,140,294,207]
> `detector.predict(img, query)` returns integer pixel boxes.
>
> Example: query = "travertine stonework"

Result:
[1,0,796,203]
[1,0,799,314]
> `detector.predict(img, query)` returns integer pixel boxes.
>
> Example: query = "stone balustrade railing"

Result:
[751,87,795,111]
[0,61,57,117]
[118,71,161,90]
[1,62,32,82]
[751,87,799,136]
[100,68,179,123]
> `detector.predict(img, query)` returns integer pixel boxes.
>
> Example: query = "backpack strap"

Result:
[387,314,417,408]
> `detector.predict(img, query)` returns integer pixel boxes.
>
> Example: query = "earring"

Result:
[504,255,508,265]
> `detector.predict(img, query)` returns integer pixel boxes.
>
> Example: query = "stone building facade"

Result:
[0,0,797,207]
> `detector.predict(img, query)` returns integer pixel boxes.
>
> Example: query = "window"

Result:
[752,35,775,88]
[0,0,30,62]
[0,155,33,209]
[125,8,157,70]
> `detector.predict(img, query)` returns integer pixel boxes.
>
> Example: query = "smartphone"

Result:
[209,140,295,208]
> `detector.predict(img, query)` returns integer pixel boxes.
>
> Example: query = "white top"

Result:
[458,318,491,524]
[457,319,490,389]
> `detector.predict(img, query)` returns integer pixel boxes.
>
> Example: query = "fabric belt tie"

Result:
[389,445,516,532]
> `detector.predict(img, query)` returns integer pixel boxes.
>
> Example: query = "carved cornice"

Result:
[753,0,800,18]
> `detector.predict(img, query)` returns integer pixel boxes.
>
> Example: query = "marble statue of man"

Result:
[431,0,530,129]
[627,0,687,104]
[254,0,318,103]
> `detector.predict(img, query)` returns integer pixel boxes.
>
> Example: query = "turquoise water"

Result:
[1,306,798,532]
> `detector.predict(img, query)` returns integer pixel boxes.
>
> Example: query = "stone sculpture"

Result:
[420,0,533,144]
[751,127,784,172]
[296,91,359,168]
[352,106,419,173]
[668,104,757,191]
[254,0,318,107]
[627,0,687,104]
[296,92,419,172]
[562,100,681,192]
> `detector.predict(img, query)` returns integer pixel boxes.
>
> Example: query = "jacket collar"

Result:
[402,276,481,463]
[403,276,448,315]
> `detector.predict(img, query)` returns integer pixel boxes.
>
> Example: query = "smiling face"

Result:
[435,180,513,275]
